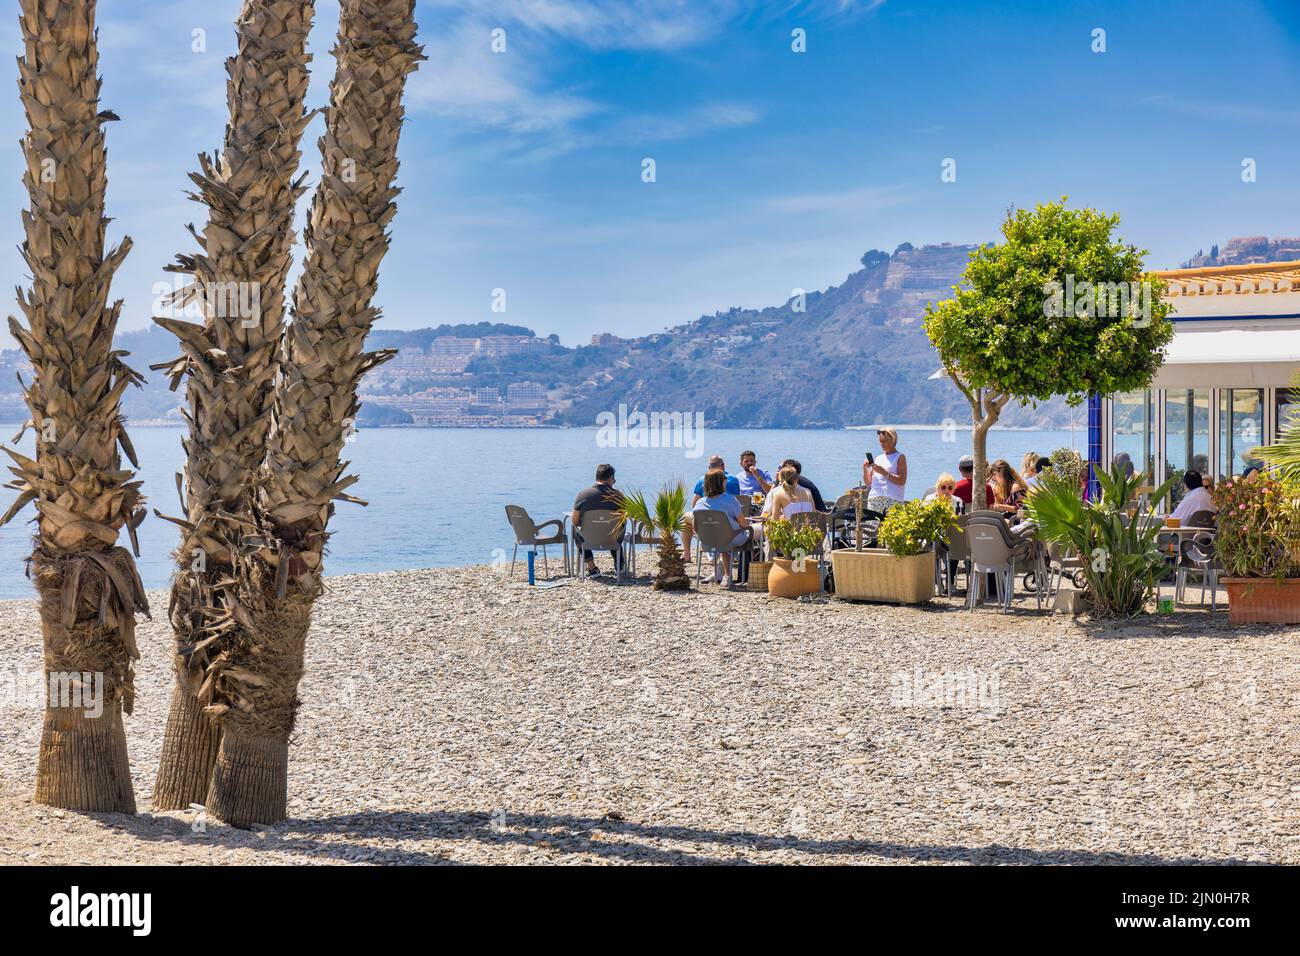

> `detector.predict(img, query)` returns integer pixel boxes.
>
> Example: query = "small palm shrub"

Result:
[619,483,691,591]
[1025,463,1179,617]
[877,498,956,557]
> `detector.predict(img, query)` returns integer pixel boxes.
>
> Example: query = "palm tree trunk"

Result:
[150,0,316,813]
[204,0,422,827]
[654,529,691,591]
[2,0,148,813]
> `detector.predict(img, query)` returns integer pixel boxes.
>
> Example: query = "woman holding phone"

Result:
[863,426,907,514]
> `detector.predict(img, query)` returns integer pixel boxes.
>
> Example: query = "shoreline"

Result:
[3,566,1297,865]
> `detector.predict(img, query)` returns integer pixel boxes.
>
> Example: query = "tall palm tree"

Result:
[1,0,149,812]
[199,0,424,827]
[150,0,316,813]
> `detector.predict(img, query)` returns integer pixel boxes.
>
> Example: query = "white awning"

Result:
[1153,325,1300,388]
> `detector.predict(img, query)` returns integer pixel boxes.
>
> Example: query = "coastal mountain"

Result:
[455,243,1080,429]
[6,236,1284,429]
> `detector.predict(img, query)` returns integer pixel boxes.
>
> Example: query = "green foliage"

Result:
[876,498,956,557]
[766,518,822,558]
[1049,446,1085,493]
[923,199,1175,406]
[1024,463,1180,617]
[1256,372,1300,482]
[619,482,687,537]
[1212,474,1300,579]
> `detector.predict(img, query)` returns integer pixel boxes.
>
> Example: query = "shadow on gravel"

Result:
[273,809,1253,866]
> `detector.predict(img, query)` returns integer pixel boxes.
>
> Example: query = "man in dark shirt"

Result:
[779,458,826,511]
[571,463,625,576]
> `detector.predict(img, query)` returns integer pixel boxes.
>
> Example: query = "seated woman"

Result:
[925,472,960,512]
[768,465,815,520]
[988,459,1029,516]
[693,468,750,583]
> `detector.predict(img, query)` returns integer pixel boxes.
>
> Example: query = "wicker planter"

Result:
[831,548,934,604]
[746,560,773,592]
[767,557,821,599]
[1222,577,1300,625]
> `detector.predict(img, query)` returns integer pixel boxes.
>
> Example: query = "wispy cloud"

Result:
[763,184,913,215]
[1138,93,1300,125]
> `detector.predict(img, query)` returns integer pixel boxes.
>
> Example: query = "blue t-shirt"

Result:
[694,473,740,497]
[694,493,742,530]
[736,467,772,496]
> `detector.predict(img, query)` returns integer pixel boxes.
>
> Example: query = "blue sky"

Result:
[1,0,1298,348]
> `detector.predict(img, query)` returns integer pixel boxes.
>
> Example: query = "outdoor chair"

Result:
[1176,530,1222,610]
[1042,539,1085,601]
[574,511,627,581]
[626,520,658,578]
[504,505,569,579]
[938,514,972,597]
[1185,510,1217,528]
[737,494,753,516]
[692,510,751,587]
[966,515,1040,612]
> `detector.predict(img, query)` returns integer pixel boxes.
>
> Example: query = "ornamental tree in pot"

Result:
[1213,474,1300,625]
[832,496,955,604]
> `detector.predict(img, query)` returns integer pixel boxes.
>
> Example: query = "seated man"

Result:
[953,454,995,510]
[736,450,773,500]
[571,463,625,576]
[779,458,826,511]
[693,468,750,584]
[681,454,740,562]
[1170,470,1217,524]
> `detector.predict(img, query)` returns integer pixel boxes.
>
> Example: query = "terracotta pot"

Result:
[1222,577,1300,625]
[831,549,934,604]
[767,557,821,599]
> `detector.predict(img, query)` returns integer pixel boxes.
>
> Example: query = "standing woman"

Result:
[864,427,907,514]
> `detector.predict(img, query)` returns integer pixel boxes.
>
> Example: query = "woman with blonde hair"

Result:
[768,464,814,520]
[925,472,958,506]
[863,426,907,514]
[1021,451,1039,481]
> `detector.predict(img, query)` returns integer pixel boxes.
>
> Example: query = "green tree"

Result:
[924,199,1175,507]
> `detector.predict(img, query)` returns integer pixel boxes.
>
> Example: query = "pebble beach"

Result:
[2,564,1298,865]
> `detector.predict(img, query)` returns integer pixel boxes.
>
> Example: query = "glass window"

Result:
[1219,389,1265,482]
[1277,383,1300,441]
[1165,388,1210,506]
[1110,390,1155,485]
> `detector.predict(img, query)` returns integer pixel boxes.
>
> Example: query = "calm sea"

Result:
[0,425,1084,599]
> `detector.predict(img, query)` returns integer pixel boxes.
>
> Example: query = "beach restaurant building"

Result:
[1089,260,1300,506]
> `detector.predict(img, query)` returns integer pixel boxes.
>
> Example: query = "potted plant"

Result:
[618,484,692,591]
[831,494,955,604]
[1212,474,1300,624]
[1024,464,1179,617]
[764,517,823,599]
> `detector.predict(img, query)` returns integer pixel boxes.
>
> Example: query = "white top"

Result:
[869,450,906,501]
[1170,486,1216,523]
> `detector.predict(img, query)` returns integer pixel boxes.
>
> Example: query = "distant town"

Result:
[1,235,1294,429]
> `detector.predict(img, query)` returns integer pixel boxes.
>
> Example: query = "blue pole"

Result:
[527,549,536,585]
[1086,392,1103,501]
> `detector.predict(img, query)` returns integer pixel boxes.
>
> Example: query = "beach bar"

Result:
[1089,260,1300,505]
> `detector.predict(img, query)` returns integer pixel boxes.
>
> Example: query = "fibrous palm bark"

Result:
[1,0,149,813]
[200,0,423,827]
[150,0,315,813]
